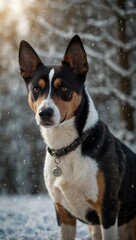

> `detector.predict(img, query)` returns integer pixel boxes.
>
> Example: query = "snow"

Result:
[0,195,90,240]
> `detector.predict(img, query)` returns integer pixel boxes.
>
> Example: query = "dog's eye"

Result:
[61,86,68,92]
[33,86,40,93]
[60,85,72,100]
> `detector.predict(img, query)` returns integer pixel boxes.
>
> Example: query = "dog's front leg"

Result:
[98,197,119,240]
[88,225,102,240]
[100,220,118,240]
[55,203,76,240]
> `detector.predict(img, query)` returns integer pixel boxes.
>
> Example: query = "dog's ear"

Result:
[19,40,43,81]
[63,35,88,77]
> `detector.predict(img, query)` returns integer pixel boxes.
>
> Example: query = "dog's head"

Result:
[19,35,88,127]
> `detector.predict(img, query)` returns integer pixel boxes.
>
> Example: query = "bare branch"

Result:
[90,86,136,109]
[37,17,104,42]
[104,0,136,17]
[87,17,116,27]
[48,0,88,11]
[103,32,136,51]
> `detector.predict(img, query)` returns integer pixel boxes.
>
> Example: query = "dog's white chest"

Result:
[44,148,99,221]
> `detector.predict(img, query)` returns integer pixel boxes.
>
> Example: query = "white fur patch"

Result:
[101,220,118,240]
[47,68,55,102]
[44,147,99,222]
[83,90,98,131]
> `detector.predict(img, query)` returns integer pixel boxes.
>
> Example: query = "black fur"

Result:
[78,93,136,228]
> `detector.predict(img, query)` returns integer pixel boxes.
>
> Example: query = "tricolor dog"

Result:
[19,35,136,240]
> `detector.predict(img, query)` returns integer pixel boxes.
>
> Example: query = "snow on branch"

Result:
[105,77,136,108]
[104,59,128,76]
[85,45,116,60]
[125,8,136,16]
[48,0,87,11]
[90,86,136,108]
[85,45,135,78]
[37,49,63,61]
[104,33,136,51]
[37,17,104,42]
[104,58,136,78]
[104,1,136,17]
[91,1,111,12]
[112,88,136,108]
[87,17,116,27]
[104,48,117,59]
[84,45,103,60]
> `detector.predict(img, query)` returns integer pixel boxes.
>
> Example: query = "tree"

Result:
[117,0,135,131]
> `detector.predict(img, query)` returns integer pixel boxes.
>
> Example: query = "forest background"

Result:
[0,0,136,194]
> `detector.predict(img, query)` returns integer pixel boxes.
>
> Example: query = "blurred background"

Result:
[0,0,136,194]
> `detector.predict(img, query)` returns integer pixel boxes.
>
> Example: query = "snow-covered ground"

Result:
[0,194,91,240]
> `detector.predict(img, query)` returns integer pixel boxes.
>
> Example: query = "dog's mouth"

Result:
[60,113,67,124]
[40,120,54,127]
[39,113,67,128]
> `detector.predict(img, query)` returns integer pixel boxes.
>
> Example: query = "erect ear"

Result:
[19,40,43,81]
[63,35,88,76]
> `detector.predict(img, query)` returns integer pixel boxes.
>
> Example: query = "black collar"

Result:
[47,130,90,158]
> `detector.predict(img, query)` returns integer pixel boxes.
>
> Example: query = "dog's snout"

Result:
[39,108,54,120]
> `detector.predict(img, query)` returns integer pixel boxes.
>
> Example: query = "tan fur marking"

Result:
[53,92,82,122]
[119,218,136,240]
[87,171,105,223]
[54,78,62,88]
[28,94,44,113]
[55,202,76,226]
[38,79,46,89]
[133,217,136,239]
[88,225,102,240]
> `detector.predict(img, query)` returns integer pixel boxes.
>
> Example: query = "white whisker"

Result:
[27,117,35,126]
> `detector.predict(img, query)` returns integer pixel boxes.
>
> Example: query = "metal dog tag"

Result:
[52,166,62,177]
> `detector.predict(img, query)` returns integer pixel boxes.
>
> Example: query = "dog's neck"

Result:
[41,117,77,149]
[40,90,98,150]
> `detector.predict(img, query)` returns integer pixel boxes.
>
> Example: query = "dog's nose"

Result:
[39,108,54,120]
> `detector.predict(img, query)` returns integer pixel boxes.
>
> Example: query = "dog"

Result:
[19,35,136,240]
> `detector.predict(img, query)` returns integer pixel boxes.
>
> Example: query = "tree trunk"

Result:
[117,0,134,131]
